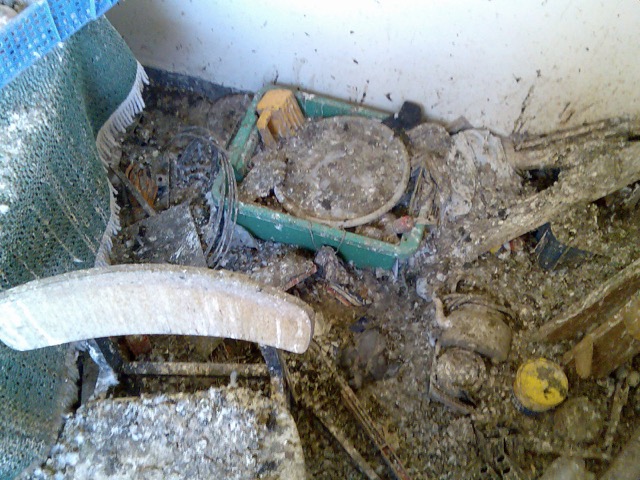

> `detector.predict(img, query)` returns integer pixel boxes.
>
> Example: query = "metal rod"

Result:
[310,341,413,480]
[313,408,382,480]
[89,338,141,396]
[122,361,269,378]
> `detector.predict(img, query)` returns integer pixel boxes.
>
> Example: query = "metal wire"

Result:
[166,127,238,268]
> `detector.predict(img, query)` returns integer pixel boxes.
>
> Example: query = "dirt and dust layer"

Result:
[35,75,640,480]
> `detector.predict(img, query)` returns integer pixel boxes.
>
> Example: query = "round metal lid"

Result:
[274,116,410,228]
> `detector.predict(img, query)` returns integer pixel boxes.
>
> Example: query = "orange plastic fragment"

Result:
[256,89,305,147]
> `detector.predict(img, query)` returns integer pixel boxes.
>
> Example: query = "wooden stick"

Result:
[604,378,630,453]
[514,118,633,151]
[562,293,640,378]
[523,438,611,461]
[536,258,640,342]
[446,142,640,262]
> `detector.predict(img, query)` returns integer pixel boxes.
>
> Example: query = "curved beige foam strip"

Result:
[0,264,314,353]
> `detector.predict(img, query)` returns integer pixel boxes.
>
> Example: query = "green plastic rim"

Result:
[227,85,429,270]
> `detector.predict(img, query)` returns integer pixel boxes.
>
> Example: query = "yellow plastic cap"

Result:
[513,358,568,413]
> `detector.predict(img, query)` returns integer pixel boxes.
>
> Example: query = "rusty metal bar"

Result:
[122,361,269,378]
[310,341,413,480]
[313,407,382,480]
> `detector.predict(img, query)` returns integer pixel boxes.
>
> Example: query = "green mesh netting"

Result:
[0,343,77,479]
[0,17,145,479]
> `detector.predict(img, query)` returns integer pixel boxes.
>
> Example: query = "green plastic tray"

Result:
[227,85,426,270]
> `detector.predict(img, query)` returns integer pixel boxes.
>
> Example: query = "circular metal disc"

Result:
[274,116,410,228]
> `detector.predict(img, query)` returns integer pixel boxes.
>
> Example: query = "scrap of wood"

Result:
[285,351,382,480]
[324,281,368,307]
[572,335,594,378]
[505,118,639,170]
[562,292,640,378]
[0,264,314,354]
[448,141,640,262]
[515,118,637,151]
[288,344,388,480]
[522,437,611,461]
[535,257,640,342]
[125,163,159,206]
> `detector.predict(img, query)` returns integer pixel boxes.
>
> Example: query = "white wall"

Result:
[108,0,640,136]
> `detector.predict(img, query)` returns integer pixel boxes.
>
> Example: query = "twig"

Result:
[604,377,630,453]
[523,437,611,461]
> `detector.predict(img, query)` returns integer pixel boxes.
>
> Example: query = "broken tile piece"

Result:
[112,202,206,267]
[239,150,286,202]
[249,252,316,291]
[42,387,306,480]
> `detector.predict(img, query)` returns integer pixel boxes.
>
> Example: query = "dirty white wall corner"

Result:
[108,0,640,136]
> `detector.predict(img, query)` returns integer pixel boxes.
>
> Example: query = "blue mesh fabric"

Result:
[1,0,124,89]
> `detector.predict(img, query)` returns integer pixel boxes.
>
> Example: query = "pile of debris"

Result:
[32,77,640,480]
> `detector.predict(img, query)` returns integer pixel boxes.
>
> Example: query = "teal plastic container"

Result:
[227,85,427,270]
